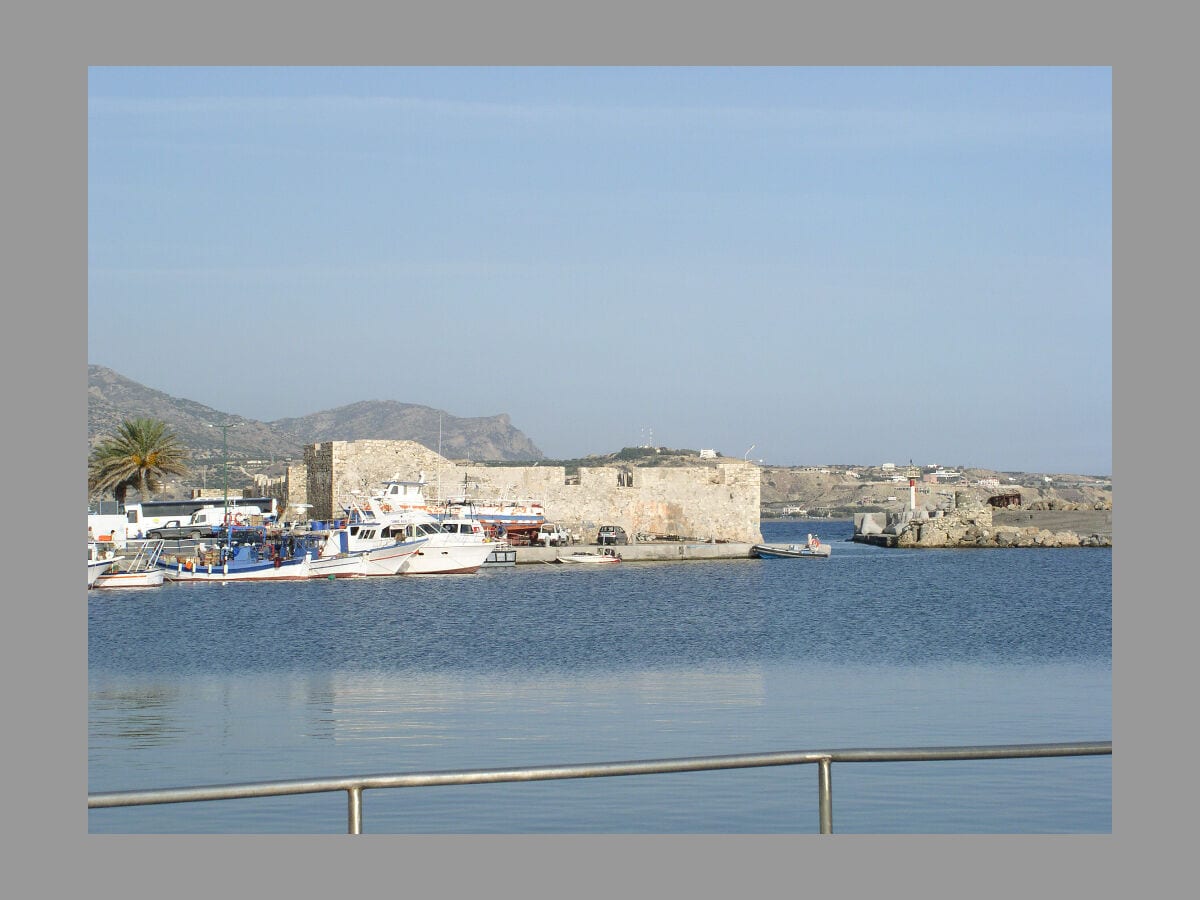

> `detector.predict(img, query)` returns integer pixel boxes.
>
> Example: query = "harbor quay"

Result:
[511,540,756,564]
[94,537,756,581]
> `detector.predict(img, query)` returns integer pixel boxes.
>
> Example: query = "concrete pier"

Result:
[510,541,756,564]
[853,533,898,548]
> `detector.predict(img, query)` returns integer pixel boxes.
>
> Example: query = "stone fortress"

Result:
[282,440,764,545]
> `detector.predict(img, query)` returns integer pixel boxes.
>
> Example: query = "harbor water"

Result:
[87,519,1112,833]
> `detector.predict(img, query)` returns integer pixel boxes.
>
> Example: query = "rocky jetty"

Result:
[855,495,1112,549]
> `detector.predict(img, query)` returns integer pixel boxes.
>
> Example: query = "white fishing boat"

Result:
[309,526,428,578]
[343,482,496,574]
[93,540,167,589]
[157,527,324,582]
[88,542,117,587]
[429,477,546,546]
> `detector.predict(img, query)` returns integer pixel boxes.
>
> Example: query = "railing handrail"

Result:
[88,740,1112,833]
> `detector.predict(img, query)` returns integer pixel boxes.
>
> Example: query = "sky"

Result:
[87,67,1111,474]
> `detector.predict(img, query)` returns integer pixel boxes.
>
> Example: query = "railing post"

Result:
[817,758,833,834]
[347,786,362,834]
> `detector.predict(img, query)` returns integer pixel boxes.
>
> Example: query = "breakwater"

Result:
[853,502,1112,548]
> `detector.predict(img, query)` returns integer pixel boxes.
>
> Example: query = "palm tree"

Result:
[88,417,190,504]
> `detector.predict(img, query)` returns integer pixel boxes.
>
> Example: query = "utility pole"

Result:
[207,421,239,521]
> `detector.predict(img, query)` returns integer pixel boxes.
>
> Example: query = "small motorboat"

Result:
[93,566,166,589]
[751,534,831,559]
[93,539,167,589]
[559,549,622,564]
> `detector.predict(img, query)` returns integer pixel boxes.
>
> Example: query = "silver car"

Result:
[596,525,628,546]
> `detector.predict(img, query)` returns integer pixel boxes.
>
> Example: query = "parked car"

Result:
[536,523,570,546]
[596,525,629,546]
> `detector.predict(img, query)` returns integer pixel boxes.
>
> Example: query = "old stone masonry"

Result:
[855,495,1112,548]
[286,439,764,544]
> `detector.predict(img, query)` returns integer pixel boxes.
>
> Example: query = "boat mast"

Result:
[436,413,443,503]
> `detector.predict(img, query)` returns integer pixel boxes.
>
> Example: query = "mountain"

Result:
[272,402,542,462]
[87,365,545,464]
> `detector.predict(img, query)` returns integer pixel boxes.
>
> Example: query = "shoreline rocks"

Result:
[900,523,1111,548]
[855,501,1112,549]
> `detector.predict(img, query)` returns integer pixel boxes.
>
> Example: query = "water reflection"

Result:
[285,668,769,756]
[89,685,186,749]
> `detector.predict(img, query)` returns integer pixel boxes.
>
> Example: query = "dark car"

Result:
[597,525,629,545]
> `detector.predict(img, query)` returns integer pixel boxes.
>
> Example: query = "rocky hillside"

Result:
[273,402,541,462]
[88,366,1110,513]
[87,365,544,468]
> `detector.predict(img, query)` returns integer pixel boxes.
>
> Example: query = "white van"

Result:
[190,505,262,527]
[536,523,570,546]
[144,506,265,540]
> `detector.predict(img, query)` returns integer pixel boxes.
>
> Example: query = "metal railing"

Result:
[88,740,1111,833]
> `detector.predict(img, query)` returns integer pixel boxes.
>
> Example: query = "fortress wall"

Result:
[303,443,335,520]
[283,463,308,520]
[302,440,762,543]
[437,463,760,542]
[308,440,457,518]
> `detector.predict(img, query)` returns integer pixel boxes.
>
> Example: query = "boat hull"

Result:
[482,544,517,567]
[88,558,115,587]
[92,569,166,589]
[751,543,831,559]
[158,555,318,582]
[400,541,494,575]
[560,553,621,564]
[311,538,426,578]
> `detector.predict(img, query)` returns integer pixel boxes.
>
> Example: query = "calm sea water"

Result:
[87,519,1112,833]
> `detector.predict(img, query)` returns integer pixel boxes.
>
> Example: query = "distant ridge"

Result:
[87,365,544,463]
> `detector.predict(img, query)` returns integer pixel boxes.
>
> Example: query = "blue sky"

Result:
[87,67,1111,474]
